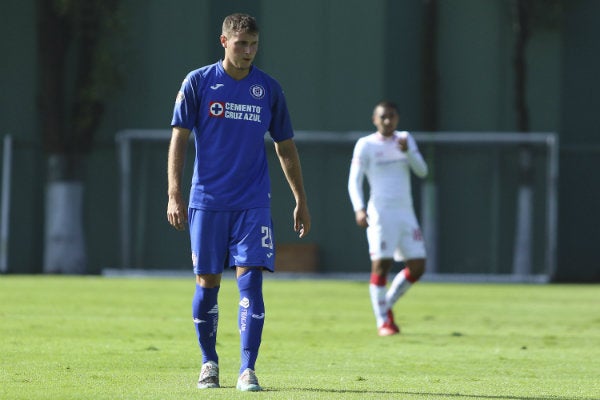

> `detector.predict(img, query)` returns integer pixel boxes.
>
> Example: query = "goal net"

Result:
[115,129,558,283]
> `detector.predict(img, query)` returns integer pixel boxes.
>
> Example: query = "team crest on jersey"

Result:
[209,101,225,117]
[249,84,265,99]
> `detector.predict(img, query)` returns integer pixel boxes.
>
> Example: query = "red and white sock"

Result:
[369,273,388,328]
[385,268,418,307]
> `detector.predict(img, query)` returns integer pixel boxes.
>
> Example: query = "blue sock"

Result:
[192,284,219,364]
[237,269,265,373]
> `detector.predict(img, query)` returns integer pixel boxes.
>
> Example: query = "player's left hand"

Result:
[397,132,408,152]
[294,203,311,238]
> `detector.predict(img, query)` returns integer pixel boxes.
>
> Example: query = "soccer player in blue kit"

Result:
[167,13,311,391]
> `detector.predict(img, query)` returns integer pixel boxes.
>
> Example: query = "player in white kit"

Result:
[348,101,428,336]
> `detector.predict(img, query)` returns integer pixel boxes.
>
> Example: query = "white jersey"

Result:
[348,131,428,212]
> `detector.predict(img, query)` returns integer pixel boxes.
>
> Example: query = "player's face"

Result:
[372,106,399,137]
[221,31,259,74]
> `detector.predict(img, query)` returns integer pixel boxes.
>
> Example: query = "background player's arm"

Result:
[405,144,428,178]
[348,149,368,228]
[167,126,190,230]
[274,138,311,238]
[399,133,428,178]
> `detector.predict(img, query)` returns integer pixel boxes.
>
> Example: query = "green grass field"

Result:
[0,275,598,399]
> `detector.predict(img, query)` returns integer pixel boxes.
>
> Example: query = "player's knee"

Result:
[406,259,426,281]
[237,268,263,291]
[411,266,425,281]
[237,268,264,314]
[371,259,393,276]
[196,273,221,288]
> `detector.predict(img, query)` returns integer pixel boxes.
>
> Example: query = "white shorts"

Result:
[366,205,426,262]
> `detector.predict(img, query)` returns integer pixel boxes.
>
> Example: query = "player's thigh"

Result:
[394,212,426,261]
[230,208,275,271]
[189,208,229,275]
[366,209,401,260]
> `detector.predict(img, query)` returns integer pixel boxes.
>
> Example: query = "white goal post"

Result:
[0,135,13,273]
[115,129,558,282]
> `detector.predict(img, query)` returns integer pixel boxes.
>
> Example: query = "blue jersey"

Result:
[171,61,294,211]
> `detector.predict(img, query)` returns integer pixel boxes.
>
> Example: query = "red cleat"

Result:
[378,322,399,336]
[378,310,400,336]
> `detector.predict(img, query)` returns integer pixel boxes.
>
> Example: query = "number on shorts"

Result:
[261,226,273,249]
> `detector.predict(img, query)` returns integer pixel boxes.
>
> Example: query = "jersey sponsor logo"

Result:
[209,101,262,122]
[249,84,265,99]
[210,83,224,90]
[375,158,405,166]
[176,91,185,104]
[252,313,265,319]
[209,102,225,117]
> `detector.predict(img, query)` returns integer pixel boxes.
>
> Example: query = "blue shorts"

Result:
[188,208,275,274]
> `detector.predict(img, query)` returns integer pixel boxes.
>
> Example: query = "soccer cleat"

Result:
[378,321,400,336]
[378,310,400,336]
[236,368,262,391]
[197,361,220,389]
[387,309,400,332]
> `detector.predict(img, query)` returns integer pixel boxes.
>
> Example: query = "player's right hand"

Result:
[167,194,188,231]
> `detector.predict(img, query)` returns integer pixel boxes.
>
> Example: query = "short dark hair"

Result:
[222,13,259,37]
[374,100,399,113]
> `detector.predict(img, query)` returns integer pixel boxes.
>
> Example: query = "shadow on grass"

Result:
[270,388,592,400]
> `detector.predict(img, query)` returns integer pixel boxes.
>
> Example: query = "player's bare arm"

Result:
[167,126,191,231]
[274,138,311,238]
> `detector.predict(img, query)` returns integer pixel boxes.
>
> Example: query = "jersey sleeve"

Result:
[348,139,368,211]
[405,133,428,178]
[267,80,294,142]
[171,72,200,130]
